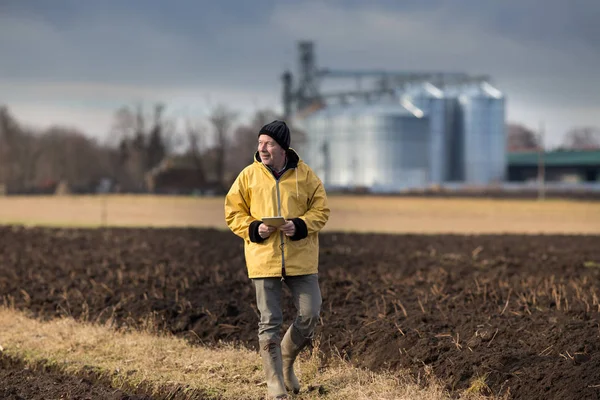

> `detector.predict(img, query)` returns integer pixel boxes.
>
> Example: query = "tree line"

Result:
[0,103,597,195]
[0,104,302,195]
[508,123,600,152]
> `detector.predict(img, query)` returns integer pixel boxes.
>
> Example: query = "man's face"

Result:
[258,134,286,168]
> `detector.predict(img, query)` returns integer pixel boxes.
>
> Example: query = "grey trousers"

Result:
[253,274,322,343]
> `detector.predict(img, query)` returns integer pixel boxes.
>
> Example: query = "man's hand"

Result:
[280,220,296,237]
[258,223,277,239]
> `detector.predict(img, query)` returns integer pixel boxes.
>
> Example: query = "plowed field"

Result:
[1,227,599,399]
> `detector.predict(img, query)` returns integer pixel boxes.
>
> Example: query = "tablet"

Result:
[262,216,286,227]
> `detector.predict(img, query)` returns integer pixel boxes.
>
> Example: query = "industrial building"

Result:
[285,41,506,192]
[508,150,600,183]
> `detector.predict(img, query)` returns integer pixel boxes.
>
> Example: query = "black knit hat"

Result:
[258,120,290,150]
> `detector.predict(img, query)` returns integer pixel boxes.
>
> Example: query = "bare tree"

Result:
[0,104,315,195]
[35,126,109,192]
[0,107,46,192]
[208,105,237,190]
[146,103,167,170]
[108,103,173,192]
[185,120,207,185]
[226,110,278,177]
[107,106,137,146]
[0,106,20,190]
[507,123,540,152]
[561,127,600,150]
[18,128,43,190]
[106,105,144,191]
[0,106,136,194]
[228,124,258,176]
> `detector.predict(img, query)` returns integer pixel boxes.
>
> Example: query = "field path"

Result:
[0,195,599,233]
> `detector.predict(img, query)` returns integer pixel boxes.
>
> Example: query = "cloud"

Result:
[0,1,598,148]
[273,2,598,104]
[0,12,199,84]
[1,80,279,134]
[7,102,114,139]
[270,1,600,146]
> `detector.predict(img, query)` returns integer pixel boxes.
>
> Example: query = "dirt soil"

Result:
[1,226,600,399]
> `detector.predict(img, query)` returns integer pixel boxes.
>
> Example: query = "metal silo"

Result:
[328,104,360,189]
[293,115,312,163]
[294,104,353,189]
[348,102,430,192]
[401,83,458,184]
[458,82,506,184]
[294,101,430,192]
[294,106,331,184]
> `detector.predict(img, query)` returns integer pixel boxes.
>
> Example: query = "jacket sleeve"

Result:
[296,170,330,237]
[224,171,260,241]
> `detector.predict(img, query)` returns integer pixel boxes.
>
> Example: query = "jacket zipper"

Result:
[261,162,291,279]
[275,177,286,278]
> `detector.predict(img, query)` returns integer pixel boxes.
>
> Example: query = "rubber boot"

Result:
[281,326,309,394]
[259,339,288,399]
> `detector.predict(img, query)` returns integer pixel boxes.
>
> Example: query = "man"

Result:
[224,120,330,399]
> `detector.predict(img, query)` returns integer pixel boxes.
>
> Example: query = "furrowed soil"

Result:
[1,226,599,399]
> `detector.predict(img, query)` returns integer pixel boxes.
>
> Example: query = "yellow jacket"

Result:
[224,149,330,278]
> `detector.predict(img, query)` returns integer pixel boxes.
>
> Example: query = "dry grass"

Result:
[464,374,492,397]
[0,194,599,233]
[0,307,494,400]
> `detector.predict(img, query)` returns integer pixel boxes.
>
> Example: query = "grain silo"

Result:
[457,82,506,184]
[401,83,459,184]
[286,41,506,191]
[295,101,430,192]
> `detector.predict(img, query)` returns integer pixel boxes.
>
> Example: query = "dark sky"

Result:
[1,0,599,147]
